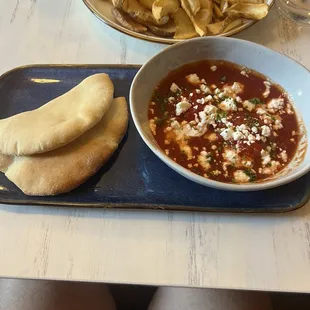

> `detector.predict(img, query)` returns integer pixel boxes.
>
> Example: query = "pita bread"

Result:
[0,97,128,196]
[0,74,114,155]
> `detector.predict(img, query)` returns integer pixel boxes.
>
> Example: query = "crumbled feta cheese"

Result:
[231,82,244,94]
[263,81,271,98]
[193,105,198,110]
[267,98,284,111]
[212,170,221,176]
[205,95,213,102]
[251,126,258,133]
[200,84,211,94]
[186,74,201,85]
[189,93,193,97]
[223,148,238,164]
[218,98,237,112]
[240,70,249,77]
[176,99,191,116]
[195,89,201,94]
[286,103,294,115]
[261,125,271,137]
[242,160,253,168]
[207,133,218,142]
[214,88,221,95]
[233,131,244,141]
[204,104,217,115]
[280,150,288,162]
[218,92,226,99]
[261,149,271,166]
[210,65,217,71]
[170,83,181,93]
[198,152,211,170]
[256,107,267,115]
[261,161,280,174]
[171,120,181,129]
[180,144,192,159]
[149,119,157,135]
[248,134,256,144]
[168,97,175,103]
[196,98,205,104]
[234,170,250,183]
[236,96,242,103]
[242,100,255,112]
[220,128,234,141]
[273,119,283,130]
[150,101,156,106]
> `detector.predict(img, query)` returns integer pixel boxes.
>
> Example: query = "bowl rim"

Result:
[129,36,310,191]
[82,0,275,45]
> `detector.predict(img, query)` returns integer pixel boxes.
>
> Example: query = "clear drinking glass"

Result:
[277,0,310,24]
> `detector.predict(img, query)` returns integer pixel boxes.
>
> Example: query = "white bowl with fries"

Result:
[130,37,310,191]
[83,0,274,44]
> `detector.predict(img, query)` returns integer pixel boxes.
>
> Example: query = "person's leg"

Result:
[0,279,116,310]
[148,287,272,310]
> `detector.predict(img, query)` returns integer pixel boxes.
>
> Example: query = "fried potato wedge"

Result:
[187,0,201,15]
[228,0,264,4]
[147,19,176,36]
[200,0,213,9]
[220,0,229,10]
[173,8,198,39]
[152,0,180,21]
[213,3,224,17]
[206,16,233,34]
[181,0,212,36]
[223,17,243,32]
[226,3,268,20]
[112,8,147,32]
[139,0,155,9]
[113,0,169,25]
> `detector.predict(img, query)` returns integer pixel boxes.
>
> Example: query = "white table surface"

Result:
[0,0,309,293]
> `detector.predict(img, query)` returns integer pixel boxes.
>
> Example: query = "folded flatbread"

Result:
[0,97,128,196]
[0,73,114,155]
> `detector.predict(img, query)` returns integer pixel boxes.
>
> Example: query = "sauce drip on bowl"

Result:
[148,60,300,184]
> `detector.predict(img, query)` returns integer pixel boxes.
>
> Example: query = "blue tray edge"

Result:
[0,64,308,213]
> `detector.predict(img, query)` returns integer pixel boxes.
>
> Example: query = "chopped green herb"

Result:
[249,97,264,105]
[160,98,169,115]
[206,154,214,162]
[244,168,257,182]
[266,163,272,167]
[175,89,182,96]
[216,110,227,121]
[246,115,259,127]
[192,167,201,174]
[220,76,227,82]
[155,114,168,126]
[269,149,277,159]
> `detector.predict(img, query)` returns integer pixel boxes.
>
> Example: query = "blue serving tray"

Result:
[0,65,308,212]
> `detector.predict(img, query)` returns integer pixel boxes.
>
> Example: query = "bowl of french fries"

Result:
[83,0,273,44]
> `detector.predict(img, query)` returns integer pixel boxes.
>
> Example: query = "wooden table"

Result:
[0,0,309,293]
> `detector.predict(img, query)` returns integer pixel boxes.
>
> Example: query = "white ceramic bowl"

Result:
[130,37,310,191]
